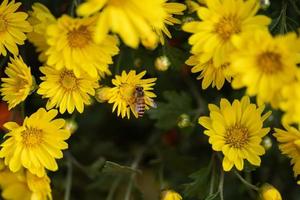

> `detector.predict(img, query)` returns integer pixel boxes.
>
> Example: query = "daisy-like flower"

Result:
[0,108,70,177]
[0,0,32,56]
[259,184,282,200]
[76,0,166,48]
[0,166,52,200]
[104,70,156,119]
[46,15,119,78]
[27,3,56,62]
[0,56,34,110]
[161,190,182,200]
[279,71,300,125]
[186,54,231,90]
[182,0,270,66]
[274,125,300,182]
[230,30,300,107]
[37,66,99,114]
[199,96,271,171]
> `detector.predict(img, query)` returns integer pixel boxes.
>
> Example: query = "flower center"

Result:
[22,128,44,148]
[60,71,78,90]
[225,124,249,148]
[67,26,91,48]
[119,83,135,105]
[108,0,124,6]
[257,52,282,74]
[214,15,241,41]
[0,18,7,32]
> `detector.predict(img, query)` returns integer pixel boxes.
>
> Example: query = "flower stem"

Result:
[218,167,224,200]
[233,170,259,191]
[64,154,73,200]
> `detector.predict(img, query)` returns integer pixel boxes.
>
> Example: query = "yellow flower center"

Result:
[0,18,7,32]
[108,0,124,6]
[22,128,44,148]
[67,25,91,48]
[214,15,241,41]
[225,124,249,148]
[119,83,135,105]
[257,52,283,74]
[60,70,78,90]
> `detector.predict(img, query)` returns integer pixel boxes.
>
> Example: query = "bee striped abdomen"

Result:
[136,97,145,117]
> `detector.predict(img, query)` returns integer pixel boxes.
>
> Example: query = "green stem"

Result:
[288,0,300,15]
[233,170,259,191]
[106,177,122,200]
[218,167,224,200]
[64,154,73,200]
[209,155,216,195]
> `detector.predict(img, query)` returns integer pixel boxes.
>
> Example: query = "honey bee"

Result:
[135,85,156,118]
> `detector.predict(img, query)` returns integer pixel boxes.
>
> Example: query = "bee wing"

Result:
[146,97,157,108]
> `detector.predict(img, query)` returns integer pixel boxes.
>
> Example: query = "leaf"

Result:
[183,167,211,198]
[148,91,193,130]
[102,161,141,174]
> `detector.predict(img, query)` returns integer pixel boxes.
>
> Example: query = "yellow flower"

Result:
[105,70,157,119]
[230,30,300,107]
[0,0,32,56]
[274,125,300,180]
[186,54,231,90]
[0,108,70,177]
[280,71,300,125]
[0,163,52,200]
[259,184,282,200]
[37,66,99,114]
[77,0,166,48]
[27,3,56,62]
[161,190,182,200]
[0,56,34,110]
[46,15,119,78]
[156,1,186,45]
[199,96,271,171]
[183,0,270,66]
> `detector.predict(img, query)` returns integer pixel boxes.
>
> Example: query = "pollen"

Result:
[119,83,136,105]
[60,70,78,90]
[22,128,44,148]
[225,124,249,148]
[257,51,283,74]
[214,15,241,41]
[67,25,91,48]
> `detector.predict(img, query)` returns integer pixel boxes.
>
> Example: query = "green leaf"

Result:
[148,91,193,130]
[183,167,211,198]
[102,161,141,174]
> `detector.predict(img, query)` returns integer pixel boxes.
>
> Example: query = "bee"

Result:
[135,85,156,118]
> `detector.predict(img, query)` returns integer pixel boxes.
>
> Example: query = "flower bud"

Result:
[155,56,171,71]
[95,87,112,103]
[259,0,270,10]
[262,136,272,150]
[177,113,191,128]
[64,119,78,135]
[259,184,282,200]
[161,190,182,200]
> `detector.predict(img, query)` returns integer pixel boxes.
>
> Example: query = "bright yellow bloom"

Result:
[259,184,282,200]
[274,125,300,180]
[230,30,300,108]
[280,71,300,125]
[161,190,182,200]
[0,0,32,56]
[186,54,231,90]
[199,96,271,171]
[0,56,34,110]
[0,163,52,200]
[77,0,166,48]
[37,66,99,114]
[46,15,119,78]
[0,108,70,177]
[27,3,56,62]
[105,70,157,119]
[183,0,270,66]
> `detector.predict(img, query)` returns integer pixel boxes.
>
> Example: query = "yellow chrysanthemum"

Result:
[186,54,231,90]
[0,56,34,110]
[280,71,300,125]
[0,166,52,200]
[199,96,271,171]
[0,0,32,56]
[230,30,300,107]
[77,0,166,48]
[0,108,70,177]
[274,125,300,180]
[46,15,119,78]
[37,66,99,114]
[27,3,56,62]
[259,184,282,200]
[104,70,156,119]
[183,0,270,66]
[161,190,182,200]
